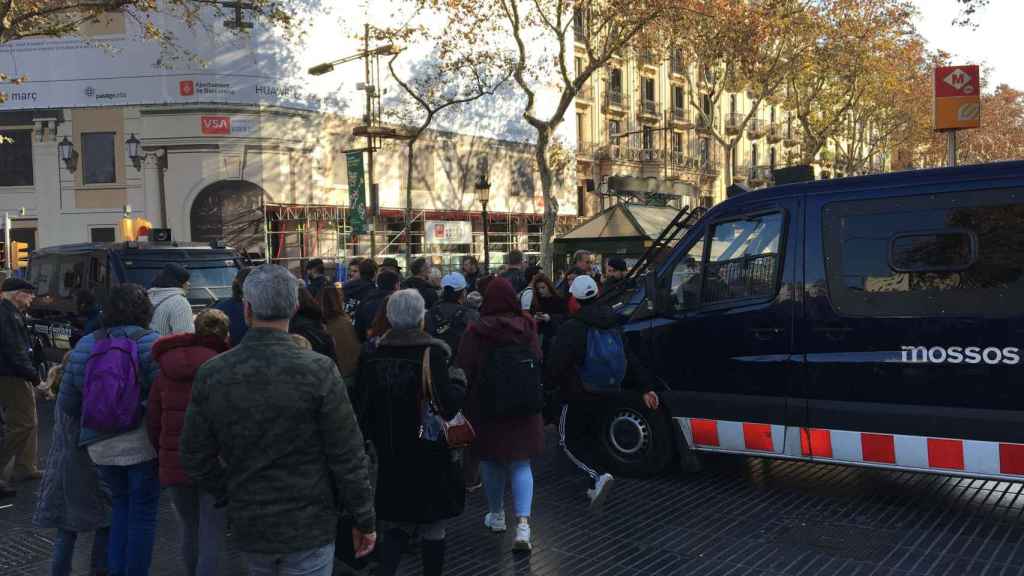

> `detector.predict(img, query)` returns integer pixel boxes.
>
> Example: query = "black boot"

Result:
[373,529,409,576]
[421,538,446,576]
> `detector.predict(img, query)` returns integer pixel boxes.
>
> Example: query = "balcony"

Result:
[640,48,657,67]
[767,123,784,143]
[577,141,595,159]
[747,118,768,139]
[749,165,773,186]
[733,163,750,181]
[695,114,717,133]
[725,113,743,135]
[605,89,625,112]
[640,99,658,119]
[670,106,693,128]
[783,125,801,146]
[671,56,686,76]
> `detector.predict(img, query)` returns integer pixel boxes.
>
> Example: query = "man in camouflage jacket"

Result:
[181,264,375,571]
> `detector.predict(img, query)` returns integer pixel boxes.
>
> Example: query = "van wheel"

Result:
[597,396,673,478]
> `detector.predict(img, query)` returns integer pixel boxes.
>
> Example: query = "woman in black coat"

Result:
[355,288,466,576]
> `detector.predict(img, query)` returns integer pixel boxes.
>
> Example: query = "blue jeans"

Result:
[246,543,335,576]
[169,485,227,576]
[50,527,110,576]
[98,459,160,576]
[480,459,534,518]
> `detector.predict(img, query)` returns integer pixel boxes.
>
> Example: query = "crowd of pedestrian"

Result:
[0,248,655,575]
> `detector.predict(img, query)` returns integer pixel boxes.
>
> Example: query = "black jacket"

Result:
[355,330,466,523]
[307,276,329,299]
[0,299,38,383]
[289,310,337,362]
[353,288,393,342]
[402,276,439,310]
[547,301,650,402]
[501,268,527,293]
[343,278,375,315]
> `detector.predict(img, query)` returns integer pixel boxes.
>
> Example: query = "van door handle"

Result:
[815,322,853,341]
[748,326,784,341]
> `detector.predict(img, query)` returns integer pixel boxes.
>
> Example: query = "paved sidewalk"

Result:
[5,400,1024,575]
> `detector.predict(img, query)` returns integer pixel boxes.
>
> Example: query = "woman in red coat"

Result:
[146,308,230,576]
[456,277,544,552]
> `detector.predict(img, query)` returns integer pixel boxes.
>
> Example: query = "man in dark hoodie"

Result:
[547,275,658,509]
[354,270,400,342]
[344,258,378,316]
[402,258,439,310]
[305,258,329,299]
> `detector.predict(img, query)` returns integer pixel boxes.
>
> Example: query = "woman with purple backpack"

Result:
[58,283,162,576]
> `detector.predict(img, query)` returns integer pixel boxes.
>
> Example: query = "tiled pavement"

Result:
[4,400,1024,575]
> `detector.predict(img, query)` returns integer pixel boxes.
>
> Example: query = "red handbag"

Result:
[422,348,475,449]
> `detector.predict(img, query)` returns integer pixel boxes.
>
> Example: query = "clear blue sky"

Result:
[912,0,1021,90]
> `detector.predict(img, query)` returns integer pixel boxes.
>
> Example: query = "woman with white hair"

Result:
[355,289,467,576]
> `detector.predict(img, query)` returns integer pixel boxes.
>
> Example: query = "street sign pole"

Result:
[947,130,958,167]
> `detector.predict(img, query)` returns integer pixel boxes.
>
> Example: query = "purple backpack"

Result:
[81,329,146,433]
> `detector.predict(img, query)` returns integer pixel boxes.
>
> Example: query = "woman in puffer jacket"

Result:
[146,309,231,576]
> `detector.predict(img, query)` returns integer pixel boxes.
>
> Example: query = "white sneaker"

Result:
[484,511,507,532]
[513,520,532,552]
[587,473,615,508]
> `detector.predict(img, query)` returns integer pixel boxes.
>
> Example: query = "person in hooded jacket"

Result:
[289,287,337,362]
[59,283,162,576]
[355,289,466,576]
[426,272,479,356]
[344,258,377,316]
[456,277,543,552]
[354,270,400,342]
[548,275,658,509]
[148,263,195,336]
[146,309,231,576]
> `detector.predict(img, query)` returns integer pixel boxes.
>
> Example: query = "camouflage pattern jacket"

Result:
[180,327,375,554]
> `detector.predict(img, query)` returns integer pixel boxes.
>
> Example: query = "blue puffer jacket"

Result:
[58,325,160,447]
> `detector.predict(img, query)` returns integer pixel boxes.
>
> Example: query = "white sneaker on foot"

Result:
[513,520,532,552]
[484,511,507,532]
[586,473,615,508]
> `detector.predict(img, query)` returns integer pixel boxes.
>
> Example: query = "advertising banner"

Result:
[425,220,473,245]
[346,152,368,235]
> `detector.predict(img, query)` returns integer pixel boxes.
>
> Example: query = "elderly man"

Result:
[181,264,377,575]
[0,278,42,494]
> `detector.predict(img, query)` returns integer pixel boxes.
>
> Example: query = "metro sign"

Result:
[935,65,980,98]
[179,80,195,97]
[201,116,231,135]
[934,65,981,131]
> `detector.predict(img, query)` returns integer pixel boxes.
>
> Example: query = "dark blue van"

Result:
[596,161,1024,480]
[26,241,242,365]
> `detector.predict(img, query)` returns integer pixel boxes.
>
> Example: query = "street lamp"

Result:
[58,136,75,170]
[126,133,143,169]
[475,155,492,273]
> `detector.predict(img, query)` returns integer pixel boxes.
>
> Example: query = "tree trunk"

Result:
[722,142,735,189]
[535,124,559,275]
[404,139,417,272]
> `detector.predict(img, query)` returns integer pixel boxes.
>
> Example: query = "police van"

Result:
[26,241,243,365]
[596,161,1024,481]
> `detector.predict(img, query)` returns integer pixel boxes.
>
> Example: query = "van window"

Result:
[29,255,57,297]
[668,212,784,310]
[57,256,88,299]
[703,212,783,304]
[824,191,1024,317]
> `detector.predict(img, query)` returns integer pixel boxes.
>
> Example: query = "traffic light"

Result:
[120,216,135,241]
[12,241,29,270]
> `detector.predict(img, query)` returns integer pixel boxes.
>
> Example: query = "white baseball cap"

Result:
[441,272,468,291]
[569,274,599,301]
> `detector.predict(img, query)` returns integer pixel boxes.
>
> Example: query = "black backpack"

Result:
[428,304,470,354]
[480,344,543,418]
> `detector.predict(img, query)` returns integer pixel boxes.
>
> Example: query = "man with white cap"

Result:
[426,272,480,356]
[548,275,659,508]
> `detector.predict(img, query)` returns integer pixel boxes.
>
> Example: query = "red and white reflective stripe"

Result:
[677,417,1024,479]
